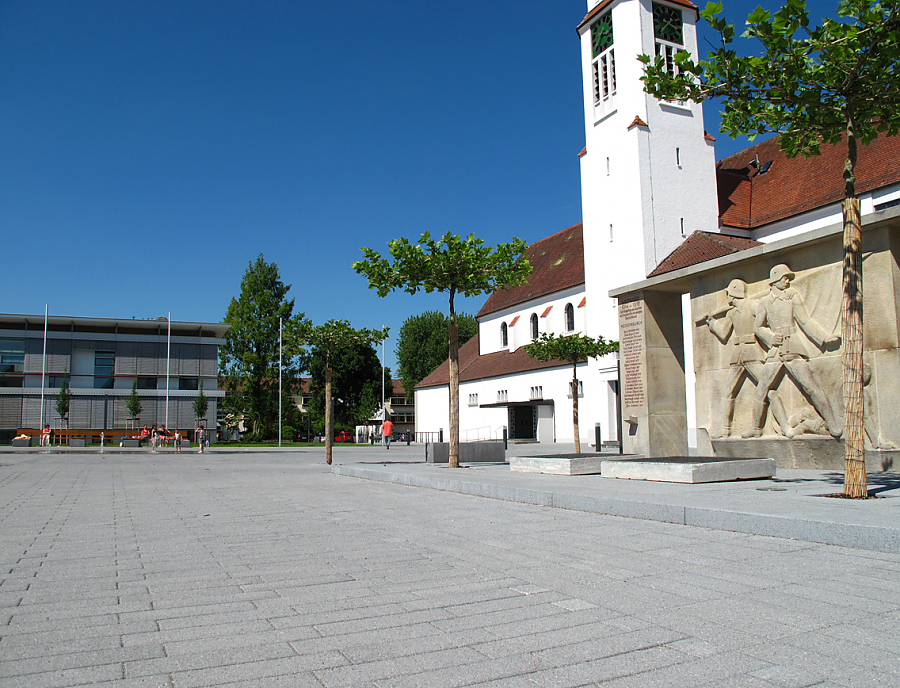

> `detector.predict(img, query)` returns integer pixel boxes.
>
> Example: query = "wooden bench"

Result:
[14,429,191,447]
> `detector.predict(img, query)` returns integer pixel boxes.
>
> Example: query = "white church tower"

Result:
[577,0,719,340]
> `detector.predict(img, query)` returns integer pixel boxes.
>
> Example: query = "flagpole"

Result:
[165,312,171,429]
[278,317,282,448]
[40,305,48,430]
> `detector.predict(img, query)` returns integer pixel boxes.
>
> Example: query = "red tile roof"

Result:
[477,223,585,318]
[415,334,572,390]
[627,116,648,130]
[648,231,762,277]
[717,133,900,229]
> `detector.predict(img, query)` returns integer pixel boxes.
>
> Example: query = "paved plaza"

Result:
[2,447,900,687]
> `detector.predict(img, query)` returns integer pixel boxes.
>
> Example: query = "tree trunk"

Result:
[842,196,866,497]
[325,365,334,465]
[572,362,581,454]
[448,294,460,468]
[842,122,866,498]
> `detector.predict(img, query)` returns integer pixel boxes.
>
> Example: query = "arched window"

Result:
[500,322,508,347]
[565,303,575,332]
[530,313,539,340]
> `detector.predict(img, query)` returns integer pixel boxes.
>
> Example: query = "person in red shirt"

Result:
[381,418,394,449]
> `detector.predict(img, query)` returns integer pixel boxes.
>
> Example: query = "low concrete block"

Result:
[425,441,505,463]
[510,456,603,475]
[11,438,30,447]
[122,439,141,448]
[68,438,86,447]
[600,456,776,483]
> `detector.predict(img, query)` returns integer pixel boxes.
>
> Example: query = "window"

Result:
[48,376,69,388]
[530,386,543,400]
[609,223,614,243]
[676,147,681,166]
[468,393,479,407]
[136,377,157,390]
[0,340,24,374]
[565,304,575,332]
[94,351,114,389]
[591,12,616,106]
[500,322,508,347]
[568,380,584,397]
[178,378,199,391]
[653,2,684,78]
[530,314,539,341]
[497,390,508,403]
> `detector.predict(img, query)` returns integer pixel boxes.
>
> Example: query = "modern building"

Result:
[414,0,900,449]
[0,313,227,443]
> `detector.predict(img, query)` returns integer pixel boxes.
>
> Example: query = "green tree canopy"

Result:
[396,310,477,402]
[193,381,209,422]
[126,380,143,420]
[302,319,388,464]
[55,378,71,424]
[354,231,531,467]
[220,254,308,439]
[640,0,900,498]
[524,333,618,454]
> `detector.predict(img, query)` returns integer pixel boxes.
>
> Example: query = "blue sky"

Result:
[1,0,838,373]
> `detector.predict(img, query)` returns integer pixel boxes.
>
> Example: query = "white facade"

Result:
[479,285,587,355]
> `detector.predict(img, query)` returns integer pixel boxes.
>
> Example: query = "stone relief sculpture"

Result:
[699,279,763,438]
[746,264,842,438]
[700,264,844,440]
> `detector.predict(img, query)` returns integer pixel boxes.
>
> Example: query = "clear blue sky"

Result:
[0,0,838,373]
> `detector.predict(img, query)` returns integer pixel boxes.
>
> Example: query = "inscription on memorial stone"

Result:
[619,297,645,408]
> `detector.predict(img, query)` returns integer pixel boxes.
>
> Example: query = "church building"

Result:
[414,0,900,450]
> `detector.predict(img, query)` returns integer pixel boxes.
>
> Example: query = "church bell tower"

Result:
[577,0,719,339]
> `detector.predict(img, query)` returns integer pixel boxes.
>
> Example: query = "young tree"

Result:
[640,0,900,498]
[126,380,143,422]
[55,379,71,427]
[302,320,388,465]
[354,232,531,467]
[524,333,619,453]
[220,254,308,439]
[193,381,209,423]
[307,341,392,430]
[396,311,478,402]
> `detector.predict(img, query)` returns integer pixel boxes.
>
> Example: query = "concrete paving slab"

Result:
[2,448,900,688]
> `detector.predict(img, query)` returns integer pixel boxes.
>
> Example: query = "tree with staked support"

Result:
[640,0,900,498]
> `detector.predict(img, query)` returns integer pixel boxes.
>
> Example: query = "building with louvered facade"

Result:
[0,313,228,443]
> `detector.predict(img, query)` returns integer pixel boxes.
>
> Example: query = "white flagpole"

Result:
[278,317,282,448]
[165,312,171,429]
[40,305,48,430]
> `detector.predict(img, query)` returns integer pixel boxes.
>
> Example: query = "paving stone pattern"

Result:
[1,452,900,687]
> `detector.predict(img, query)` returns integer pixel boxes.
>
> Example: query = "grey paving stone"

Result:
[2,451,900,688]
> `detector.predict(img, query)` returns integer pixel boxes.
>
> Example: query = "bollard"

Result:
[595,424,602,452]
[503,427,508,450]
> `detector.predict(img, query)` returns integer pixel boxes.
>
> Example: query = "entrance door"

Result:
[510,405,536,440]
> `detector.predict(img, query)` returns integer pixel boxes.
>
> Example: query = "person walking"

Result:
[195,425,206,454]
[381,418,394,450]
